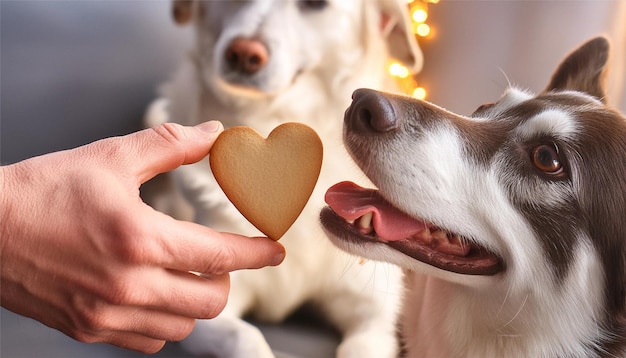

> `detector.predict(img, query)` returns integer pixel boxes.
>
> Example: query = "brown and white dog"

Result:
[321,36,626,357]
[144,0,422,357]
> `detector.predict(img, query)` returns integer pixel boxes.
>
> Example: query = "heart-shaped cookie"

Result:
[209,123,323,240]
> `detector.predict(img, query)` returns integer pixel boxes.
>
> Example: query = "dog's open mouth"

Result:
[321,181,504,276]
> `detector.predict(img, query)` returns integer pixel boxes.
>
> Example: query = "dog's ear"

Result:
[545,36,610,103]
[172,0,193,25]
[378,0,423,74]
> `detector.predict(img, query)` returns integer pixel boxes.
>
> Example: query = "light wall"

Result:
[418,0,626,115]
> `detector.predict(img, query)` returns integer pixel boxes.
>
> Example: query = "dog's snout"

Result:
[346,89,398,134]
[225,38,269,74]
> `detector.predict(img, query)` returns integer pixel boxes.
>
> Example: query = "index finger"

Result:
[151,216,286,274]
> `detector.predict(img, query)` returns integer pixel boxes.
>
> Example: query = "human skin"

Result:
[0,121,285,353]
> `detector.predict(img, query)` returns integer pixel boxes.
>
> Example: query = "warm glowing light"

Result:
[389,62,410,78]
[395,0,437,100]
[412,87,427,99]
[412,8,428,23]
[415,23,431,37]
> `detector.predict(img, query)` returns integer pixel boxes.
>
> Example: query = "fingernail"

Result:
[196,120,223,133]
[272,250,286,266]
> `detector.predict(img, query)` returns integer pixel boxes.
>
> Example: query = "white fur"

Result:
[471,87,533,121]
[145,1,422,357]
[329,86,617,357]
[515,109,580,142]
[400,238,605,358]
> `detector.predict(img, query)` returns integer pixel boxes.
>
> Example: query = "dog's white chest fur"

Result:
[148,1,423,357]
[402,244,606,358]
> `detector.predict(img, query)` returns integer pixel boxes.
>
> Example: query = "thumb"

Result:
[124,121,223,183]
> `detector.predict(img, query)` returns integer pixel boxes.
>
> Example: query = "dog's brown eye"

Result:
[298,0,328,11]
[531,143,563,175]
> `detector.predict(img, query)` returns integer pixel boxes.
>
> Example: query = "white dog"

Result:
[321,36,626,357]
[145,0,422,357]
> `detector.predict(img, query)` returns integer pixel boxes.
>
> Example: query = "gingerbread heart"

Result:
[209,123,323,240]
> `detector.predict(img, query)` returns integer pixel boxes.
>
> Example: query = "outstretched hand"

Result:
[0,121,285,353]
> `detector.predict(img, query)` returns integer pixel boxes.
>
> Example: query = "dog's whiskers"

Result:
[496,293,529,333]
[497,66,512,89]
[494,281,513,321]
[497,334,523,339]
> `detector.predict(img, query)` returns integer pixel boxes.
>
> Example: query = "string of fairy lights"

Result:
[389,0,439,99]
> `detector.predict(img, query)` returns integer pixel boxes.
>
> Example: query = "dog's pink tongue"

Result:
[325,181,427,242]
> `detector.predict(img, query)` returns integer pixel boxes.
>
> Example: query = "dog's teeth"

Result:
[432,230,447,240]
[346,219,355,225]
[417,228,431,241]
[358,212,373,232]
[358,212,373,228]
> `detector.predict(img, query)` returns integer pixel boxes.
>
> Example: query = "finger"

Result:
[101,306,197,342]
[158,270,230,319]
[56,313,171,354]
[74,304,197,352]
[102,330,167,354]
[151,216,286,274]
[106,267,231,320]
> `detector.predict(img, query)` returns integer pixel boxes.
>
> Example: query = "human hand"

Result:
[0,121,286,353]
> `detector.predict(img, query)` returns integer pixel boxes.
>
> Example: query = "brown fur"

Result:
[322,36,626,357]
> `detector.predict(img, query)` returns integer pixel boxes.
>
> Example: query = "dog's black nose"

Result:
[346,89,398,133]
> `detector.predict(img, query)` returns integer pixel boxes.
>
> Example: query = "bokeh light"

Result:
[388,0,438,99]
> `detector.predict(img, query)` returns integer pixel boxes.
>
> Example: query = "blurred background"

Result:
[2,1,625,357]
[418,0,625,114]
